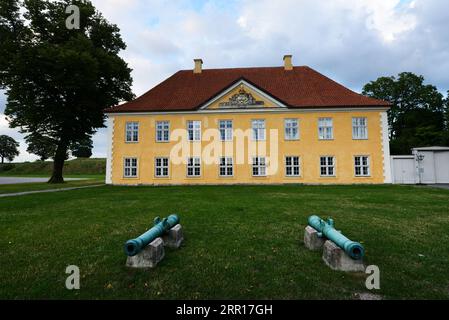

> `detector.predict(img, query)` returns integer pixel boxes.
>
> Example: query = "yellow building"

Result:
[104,56,391,185]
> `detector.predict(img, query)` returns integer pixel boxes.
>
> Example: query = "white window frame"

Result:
[187,120,201,141]
[219,120,233,141]
[187,157,201,177]
[285,156,300,177]
[252,119,266,141]
[219,157,233,177]
[354,155,370,177]
[318,118,333,140]
[156,121,170,142]
[123,157,138,178]
[125,122,139,142]
[320,156,335,177]
[284,119,299,140]
[252,157,267,177]
[155,157,169,178]
[352,117,368,140]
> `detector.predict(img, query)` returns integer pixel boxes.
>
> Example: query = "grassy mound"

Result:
[0,158,106,176]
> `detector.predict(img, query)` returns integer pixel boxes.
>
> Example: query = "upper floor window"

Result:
[354,156,370,176]
[156,121,170,142]
[219,157,233,176]
[318,118,333,140]
[124,157,138,178]
[155,157,169,177]
[187,157,201,177]
[219,120,233,141]
[352,117,368,139]
[285,156,300,177]
[320,156,335,176]
[252,119,265,141]
[187,121,201,141]
[252,157,267,176]
[125,122,139,142]
[285,119,299,140]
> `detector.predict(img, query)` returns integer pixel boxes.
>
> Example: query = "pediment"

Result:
[200,80,287,110]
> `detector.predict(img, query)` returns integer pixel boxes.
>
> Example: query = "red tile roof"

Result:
[105,66,390,113]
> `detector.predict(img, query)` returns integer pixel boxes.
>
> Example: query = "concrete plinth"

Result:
[304,226,325,250]
[322,240,365,272]
[162,224,184,249]
[126,237,164,269]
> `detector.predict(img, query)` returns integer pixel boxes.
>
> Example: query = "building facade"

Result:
[105,56,391,185]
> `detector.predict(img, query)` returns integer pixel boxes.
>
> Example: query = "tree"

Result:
[1,0,133,183]
[0,135,19,163]
[362,72,447,154]
[26,134,56,161]
[71,137,93,158]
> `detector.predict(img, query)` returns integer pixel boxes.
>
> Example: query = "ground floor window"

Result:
[354,156,370,176]
[320,156,335,176]
[252,157,266,176]
[219,157,233,176]
[155,157,169,177]
[124,157,138,178]
[285,156,300,176]
[187,157,201,177]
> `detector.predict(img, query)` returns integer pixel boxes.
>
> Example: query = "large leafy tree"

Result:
[362,72,447,154]
[26,134,56,161]
[0,0,133,182]
[0,135,20,163]
[71,137,93,158]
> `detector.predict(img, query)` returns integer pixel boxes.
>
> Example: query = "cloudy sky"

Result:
[1,0,449,162]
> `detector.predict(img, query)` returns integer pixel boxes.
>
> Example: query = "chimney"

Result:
[193,58,203,74]
[283,55,293,71]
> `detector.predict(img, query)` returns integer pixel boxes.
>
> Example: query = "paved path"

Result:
[0,184,105,198]
[426,184,449,190]
[0,177,87,185]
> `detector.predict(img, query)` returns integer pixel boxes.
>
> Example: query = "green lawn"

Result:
[1,184,448,299]
[0,178,104,195]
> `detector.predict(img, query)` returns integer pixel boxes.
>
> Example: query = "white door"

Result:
[421,151,436,184]
[435,152,449,183]
[392,157,416,184]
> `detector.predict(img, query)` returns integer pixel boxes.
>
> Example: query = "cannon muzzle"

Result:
[124,214,180,256]
[308,215,364,260]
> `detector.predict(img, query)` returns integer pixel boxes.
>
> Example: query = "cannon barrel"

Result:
[124,214,180,256]
[308,215,364,260]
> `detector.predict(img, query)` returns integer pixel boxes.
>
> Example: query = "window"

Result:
[125,122,139,142]
[285,119,299,140]
[318,118,333,140]
[187,157,201,177]
[252,157,267,176]
[156,121,170,142]
[285,156,300,176]
[187,121,201,141]
[352,117,368,139]
[252,119,265,141]
[219,157,233,176]
[320,156,335,176]
[155,157,169,177]
[219,120,233,141]
[354,156,370,176]
[124,158,138,177]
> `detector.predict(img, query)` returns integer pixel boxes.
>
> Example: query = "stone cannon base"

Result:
[304,226,325,250]
[322,240,365,272]
[126,237,164,269]
[162,224,184,249]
